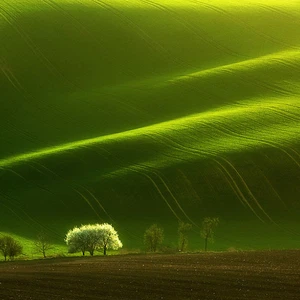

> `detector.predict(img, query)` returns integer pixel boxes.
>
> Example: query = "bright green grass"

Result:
[0,231,68,260]
[1,47,300,168]
[1,96,299,170]
[0,231,123,260]
[3,218,300,261]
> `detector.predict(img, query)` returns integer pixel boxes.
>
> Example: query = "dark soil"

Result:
[0,250,299,299]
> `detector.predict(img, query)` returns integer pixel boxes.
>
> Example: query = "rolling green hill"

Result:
[1,0,300,252]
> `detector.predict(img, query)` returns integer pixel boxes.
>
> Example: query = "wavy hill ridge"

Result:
[1,96,299,169]
[1,47,300,158]
[0,0,300,249]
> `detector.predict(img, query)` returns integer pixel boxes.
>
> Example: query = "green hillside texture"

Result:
[1,0,300,251]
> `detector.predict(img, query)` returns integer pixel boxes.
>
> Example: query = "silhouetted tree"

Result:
[34,231,53,258]
[0,236,23,261]
[144,224,164,252]
[178,221,192,252]
[200,217,219,251]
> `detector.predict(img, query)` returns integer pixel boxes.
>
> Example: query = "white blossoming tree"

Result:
[65,223,122,256]
[97,223,123,256]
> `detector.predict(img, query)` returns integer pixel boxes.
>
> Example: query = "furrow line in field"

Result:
[42,0,104,43]
[41,0,142,82]
[148,169,199,227]
[256,2,300,21]
[189,0,300,50]
[139,0,246,59]
[0,68,80,131]
[3,120,41,145]
[95,137,199,224]
[5,165,72,210]
[0,191,63,239]
[0,8,89,124]
[82,144,196,236]
[214,164,250,211]
[220,156,274,222]
[201,117,300,168]
[82,186,116,223]
[254,166,289,211]
[131,167,183,221]
[0,97,299,168]
[142,125,298,224]
[270,57,300,72]
[265,106,300,123]
[141,131,268,222]
[167,49,300,93]
[1,2,67,85]
[73,188,104,221]
[91,0,188,72]
[29,159,120,227]
[1,0,92,98]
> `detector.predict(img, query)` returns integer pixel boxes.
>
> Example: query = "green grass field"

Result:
[0,0,300,254]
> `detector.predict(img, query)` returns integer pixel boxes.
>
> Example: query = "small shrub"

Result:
[227,247,239,252]
[160,245,178,254]
[117,248,141,255]
[54,253,67,258]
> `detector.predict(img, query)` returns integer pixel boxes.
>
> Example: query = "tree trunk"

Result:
[43,250,46,258]
[180,237,186,252]
[82,251,85,256]
[103,244,107,256]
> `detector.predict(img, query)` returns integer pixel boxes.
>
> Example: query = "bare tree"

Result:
[200,217,219,251]
[0,236,23,261]
[178,221,192,252]
[34,231,53,258]
[144,224,164,252]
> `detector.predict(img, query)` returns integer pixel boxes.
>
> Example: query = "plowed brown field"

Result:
[0,250,299,299]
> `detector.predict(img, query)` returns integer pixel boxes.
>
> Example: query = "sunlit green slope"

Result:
[0,0,300,250]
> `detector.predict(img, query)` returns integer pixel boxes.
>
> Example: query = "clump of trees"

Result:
[200,217,219,251]
[0,236,23,261]
[144,224,164,252]
[0,216,221,262]
[144,217,219,253]
[0,217,220,262]
[65,223,122,256]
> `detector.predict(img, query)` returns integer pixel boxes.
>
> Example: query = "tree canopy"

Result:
[144,224,164,252]
[200,217,219,251]
[0,236,23,261]
[65,223,122,256]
